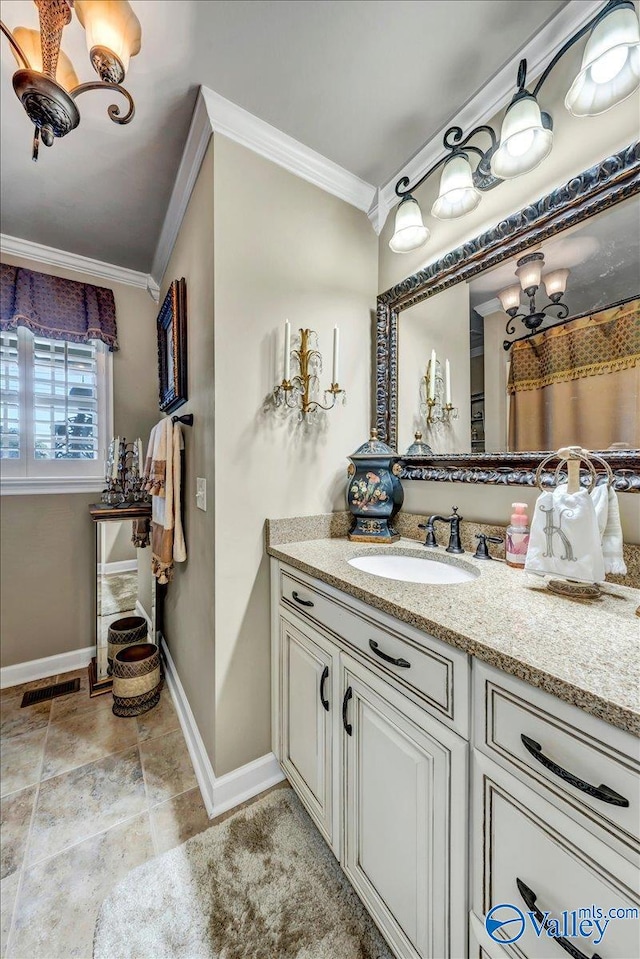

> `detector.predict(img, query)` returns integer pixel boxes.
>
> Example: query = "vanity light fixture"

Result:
[498,251,570,338]
[1,0,141,161]
[389,0,640,253]
[274,321,345,421]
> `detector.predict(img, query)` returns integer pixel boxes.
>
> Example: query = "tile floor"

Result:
[0,669,211,959]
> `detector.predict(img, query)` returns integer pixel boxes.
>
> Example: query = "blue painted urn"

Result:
[347,429,404,543]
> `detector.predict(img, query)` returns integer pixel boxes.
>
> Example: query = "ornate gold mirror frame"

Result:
[375,142,640,491]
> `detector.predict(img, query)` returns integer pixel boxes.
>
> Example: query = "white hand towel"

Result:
[524,486,605,583]
[591,483,627,575]
[146,418,187,583]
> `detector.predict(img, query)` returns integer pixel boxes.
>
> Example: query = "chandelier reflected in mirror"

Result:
[498,251,570,339]
[1,0,141,161]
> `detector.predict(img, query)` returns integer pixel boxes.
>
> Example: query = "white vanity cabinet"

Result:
[270,558,640,959]
[271,561,469,959]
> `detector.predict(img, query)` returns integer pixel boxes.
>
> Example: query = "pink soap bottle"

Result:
[506,502,530,568]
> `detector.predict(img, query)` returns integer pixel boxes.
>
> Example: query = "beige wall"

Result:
[378,38,640,544]
[0,254,158,668]
[101,521,137,566]
[398,284,471,455]
[159,141,216,763]
[212,134,378,775]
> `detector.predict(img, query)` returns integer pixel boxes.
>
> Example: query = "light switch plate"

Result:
[196,477,206,511]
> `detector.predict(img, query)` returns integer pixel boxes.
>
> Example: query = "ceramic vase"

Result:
[346,429,404,543]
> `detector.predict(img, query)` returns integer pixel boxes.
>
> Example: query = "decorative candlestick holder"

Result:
[102,437,149,506]
[274,328,345,422]
[421,358,458,428]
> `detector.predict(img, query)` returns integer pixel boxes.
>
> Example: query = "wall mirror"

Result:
[376,144,640,490]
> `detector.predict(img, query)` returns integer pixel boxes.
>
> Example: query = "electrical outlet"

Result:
[196,477,206,511]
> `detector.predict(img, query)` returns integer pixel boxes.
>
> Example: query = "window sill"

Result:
[0,476,105,496]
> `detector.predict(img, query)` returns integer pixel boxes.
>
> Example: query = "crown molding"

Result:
[373,0,602,235]
[0,233,150,291]
[150,86,377,287]
[474,297,503,317]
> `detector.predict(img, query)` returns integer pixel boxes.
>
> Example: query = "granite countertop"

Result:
[266,535,640,736]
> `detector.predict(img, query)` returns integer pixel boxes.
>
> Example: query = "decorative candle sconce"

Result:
[274,322,345,422]
[102,436,148,506]
[421,352,458,428]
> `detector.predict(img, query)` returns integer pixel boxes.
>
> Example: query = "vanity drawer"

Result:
[279,566,468,735]
[474,662,640,860]
[474,753,640,959]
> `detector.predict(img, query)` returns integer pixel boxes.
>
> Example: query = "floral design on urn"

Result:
[347,430,404,543]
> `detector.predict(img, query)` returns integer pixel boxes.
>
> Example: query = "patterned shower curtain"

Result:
[507,299,639,451]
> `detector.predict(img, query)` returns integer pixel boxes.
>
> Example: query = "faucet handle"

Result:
[418,522,438,549]
[474,533,504,560]
[451,506,461,519]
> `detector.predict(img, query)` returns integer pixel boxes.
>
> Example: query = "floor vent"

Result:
[21,678,81,707]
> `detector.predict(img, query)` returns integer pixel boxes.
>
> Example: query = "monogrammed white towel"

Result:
[524,486,605,583]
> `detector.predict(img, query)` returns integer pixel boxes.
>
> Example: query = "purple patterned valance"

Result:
[0,263,119,351]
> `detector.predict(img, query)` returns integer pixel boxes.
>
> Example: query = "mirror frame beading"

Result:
[375,142,640,491]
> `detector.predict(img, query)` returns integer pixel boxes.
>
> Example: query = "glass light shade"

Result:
[490,94,553,179]
[565,5,640,116]
[516,256,544,292]
[11,27,79,91]
[498,285,522,313]
[543,268,570,298]
[75,0,142,75]
[431,154,481,220]
[389,196,430,253]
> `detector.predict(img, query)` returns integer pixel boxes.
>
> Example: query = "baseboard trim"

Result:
[135,600,152,630]
[159,635,285,819]
[0,646,94,689]
[98,559,138,575]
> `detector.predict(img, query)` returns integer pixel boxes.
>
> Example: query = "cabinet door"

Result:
[280,614,338,851]
[342,654,467,959]
[473,751,640,959]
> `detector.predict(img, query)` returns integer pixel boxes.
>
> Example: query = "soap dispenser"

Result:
[506,502,530,568]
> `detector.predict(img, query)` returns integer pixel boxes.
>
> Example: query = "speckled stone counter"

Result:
[266,533,640,736]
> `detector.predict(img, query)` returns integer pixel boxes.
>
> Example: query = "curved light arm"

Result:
[0,20,32,69]
[70,80,135,124]
[395,124,499,198]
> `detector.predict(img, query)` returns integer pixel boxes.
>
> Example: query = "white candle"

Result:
[137,438,143,472]
[445,359,451,406]
[284,320,291,382]
[112,437,119,479]
[332,326,340,384]
[429,350,436,401]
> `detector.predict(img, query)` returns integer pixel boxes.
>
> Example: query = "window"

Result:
[0,328,112,493]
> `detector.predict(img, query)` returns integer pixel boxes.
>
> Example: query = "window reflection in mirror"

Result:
[398,194,640,455]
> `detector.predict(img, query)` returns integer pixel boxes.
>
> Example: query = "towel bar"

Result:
[172,414,193,426]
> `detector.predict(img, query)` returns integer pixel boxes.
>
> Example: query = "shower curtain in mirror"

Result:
[507,299,640,451]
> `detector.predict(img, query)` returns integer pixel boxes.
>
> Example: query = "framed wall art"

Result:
[157,277,187,413]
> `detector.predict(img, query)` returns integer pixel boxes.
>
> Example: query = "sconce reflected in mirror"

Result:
[420,351,458,428]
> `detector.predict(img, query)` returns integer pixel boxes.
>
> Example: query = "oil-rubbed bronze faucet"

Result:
[418,507,464,553]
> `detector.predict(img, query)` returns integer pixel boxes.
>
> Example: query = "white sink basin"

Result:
[348,553,478,585]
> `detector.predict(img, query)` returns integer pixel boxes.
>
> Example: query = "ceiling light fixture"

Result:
[498,251,570,339]
[1,0,141,161]
[389,0,640,254]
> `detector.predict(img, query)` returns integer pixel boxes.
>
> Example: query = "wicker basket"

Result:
[112,643,161,717]
[107,616,147,672]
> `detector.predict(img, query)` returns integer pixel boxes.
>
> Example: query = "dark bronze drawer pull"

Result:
[342,686,353,735]
[319,665,329,712]
[291,590,314,608]
[521,735,629,807]
[369,639,411,669]
[516,878,602,959]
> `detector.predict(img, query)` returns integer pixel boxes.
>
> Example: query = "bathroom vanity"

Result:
[268,534,640,959]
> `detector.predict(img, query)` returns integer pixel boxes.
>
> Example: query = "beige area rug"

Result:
[98,572,138,616]
[94,789,392,959]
